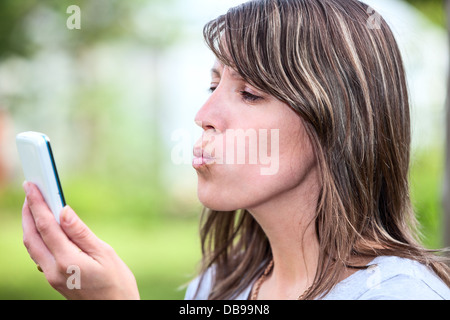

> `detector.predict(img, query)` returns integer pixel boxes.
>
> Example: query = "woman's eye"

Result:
[208,86,262,103]
[208,86,217,93]
[240,91,262,102]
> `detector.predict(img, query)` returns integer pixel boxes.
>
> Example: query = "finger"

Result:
[60,205,110,260]
[24,182,78,257]
[22,198,55,272]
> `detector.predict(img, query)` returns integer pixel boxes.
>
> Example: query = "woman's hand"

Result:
[22,182,140,300]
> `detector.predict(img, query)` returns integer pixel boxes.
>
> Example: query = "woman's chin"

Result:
[197,188,240,212]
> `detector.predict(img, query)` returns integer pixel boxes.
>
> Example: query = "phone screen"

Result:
[44,137,66,207]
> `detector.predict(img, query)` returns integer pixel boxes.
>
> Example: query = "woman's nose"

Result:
[194,89,224,132]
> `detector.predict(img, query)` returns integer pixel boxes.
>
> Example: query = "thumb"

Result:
[60,206,105,257]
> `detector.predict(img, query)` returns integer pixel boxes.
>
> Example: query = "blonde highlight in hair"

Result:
[197,0,450,300]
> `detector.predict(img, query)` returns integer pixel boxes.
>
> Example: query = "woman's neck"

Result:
[247,169,321,299]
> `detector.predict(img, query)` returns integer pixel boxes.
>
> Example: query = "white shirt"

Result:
[184,256,450,300]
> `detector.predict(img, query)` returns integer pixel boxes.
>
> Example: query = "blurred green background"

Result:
[0,0,448,299]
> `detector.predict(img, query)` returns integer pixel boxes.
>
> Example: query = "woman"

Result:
[22,0,450,300]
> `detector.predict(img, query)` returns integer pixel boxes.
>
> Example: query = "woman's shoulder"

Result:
[184,265,252,300]
[184,266,214,300]
[322,255,450,300]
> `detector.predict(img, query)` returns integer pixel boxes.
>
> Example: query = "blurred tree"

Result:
[0,0,185,221]
[0,0,182,60]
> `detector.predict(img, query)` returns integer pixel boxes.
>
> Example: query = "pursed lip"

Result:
[192,147,215,169]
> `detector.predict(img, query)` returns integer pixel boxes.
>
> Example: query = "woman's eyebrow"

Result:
[211,67,243,80]
[229,69,243,80]
[211,68,221,78]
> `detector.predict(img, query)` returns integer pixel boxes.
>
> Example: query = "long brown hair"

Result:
[196,0,450,299]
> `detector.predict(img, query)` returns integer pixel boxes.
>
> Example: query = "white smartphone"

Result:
[16,131,66,224]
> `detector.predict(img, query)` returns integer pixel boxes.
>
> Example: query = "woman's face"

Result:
[193,60,318,212]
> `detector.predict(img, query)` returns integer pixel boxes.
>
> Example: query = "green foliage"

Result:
[0,0,183,60]
[0,213,201,300]
[410,146,445,249]
[0,1,198,300]
[403,0,446,27]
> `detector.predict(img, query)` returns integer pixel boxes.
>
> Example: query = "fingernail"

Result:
[62,206,75,225]
[23,181,30,194]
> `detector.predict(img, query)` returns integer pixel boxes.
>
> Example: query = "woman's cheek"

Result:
[196,127,285,207]
[196,154,287,212]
